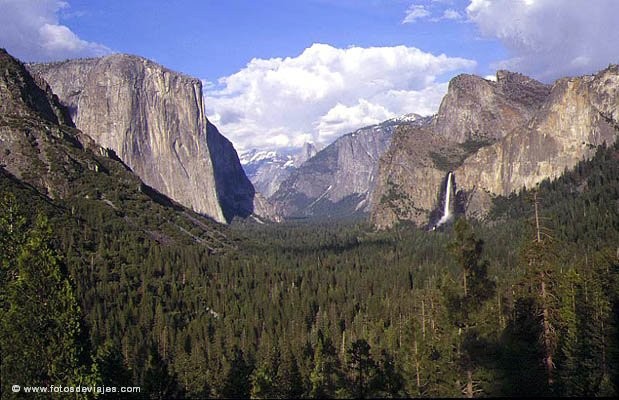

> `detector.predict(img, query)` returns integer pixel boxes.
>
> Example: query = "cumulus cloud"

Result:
[0,0,111,62]
[441,9,462,20]
[316,99,395,141]
[205,43,475,151]
[466,0,619,81]
[402,4,431,24]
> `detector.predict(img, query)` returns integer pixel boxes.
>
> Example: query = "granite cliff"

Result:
[28,54,270,223]
[433,71,551,143]
[371,67,619,229]
[271,115,428,219]
[455,66,619,198]
[0,48,229,247]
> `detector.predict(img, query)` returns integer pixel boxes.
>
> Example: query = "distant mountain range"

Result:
[240,143,318,198]
[268,114,430,219]
[247,66,619,229]
[4,46,618,229]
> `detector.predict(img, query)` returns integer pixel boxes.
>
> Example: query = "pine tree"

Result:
[0,202,97,395]
[173,344,210,399]
[309,331,342,398]
[374,348,405,397]
[274,348,304,399]
[519,192,559,392]
[500,191,559,396]
[143,346,182,399]
[93,340,135,399]
[445,218,495,397]
[346,339,378,398]
[222,346,252,399]
[250,345,278,399]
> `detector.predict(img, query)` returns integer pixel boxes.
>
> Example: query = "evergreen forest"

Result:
[2,140,619,398]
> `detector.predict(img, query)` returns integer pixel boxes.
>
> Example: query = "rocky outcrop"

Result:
[28,54,263,224]
[1,48,84,197]
[0,48,229,246]
[433,71,550,143]
[455,67,619,198]
[206,121,280,222]
[371,67,619,229]
[271,115,429,218]
[369,126,454,229]
[295,142,319,165]
[0,49,73,127]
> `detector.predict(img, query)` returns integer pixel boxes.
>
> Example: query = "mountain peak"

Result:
[371,65,618,229]
[0,48,73,127]
[296,142,318,165]
[28,53,275,224]
[241,144,319,198]
[433,69,551,143]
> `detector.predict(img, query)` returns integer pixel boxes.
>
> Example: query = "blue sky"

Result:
[2,0,619,151]
[53,0,500,80]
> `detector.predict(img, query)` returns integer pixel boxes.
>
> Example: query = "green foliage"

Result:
[221,347,252,399]
[2,136,619,398]
[0,195,97,399]
[443,218,496,397]
[92,341,135,399]
[143,346,182,400]
[309,332,343,398]
[346,339,377,398]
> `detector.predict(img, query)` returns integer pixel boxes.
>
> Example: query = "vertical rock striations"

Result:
[271,116,427,219]
[371,71,548,228]
[432,71,551,143]
[371,67,619,229]
[455,67,619,198]
[0,48,228,247]
[29,54,264,223]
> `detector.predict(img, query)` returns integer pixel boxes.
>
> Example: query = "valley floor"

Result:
[2,142,619,398]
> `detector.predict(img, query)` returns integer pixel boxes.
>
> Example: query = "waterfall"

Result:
[436,171,454,227]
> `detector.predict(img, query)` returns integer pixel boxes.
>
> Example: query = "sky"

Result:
[1,0,619,152]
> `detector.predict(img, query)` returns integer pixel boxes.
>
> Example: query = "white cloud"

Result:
[316,99,395,142]
[205,43,475,151]
[466,0,619,81]
[402,4,431,24]
[441,9,462,20]
[403,2,465,24]
[0,0,111,62]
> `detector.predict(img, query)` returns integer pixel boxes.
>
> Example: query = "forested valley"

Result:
[2,140,619,398]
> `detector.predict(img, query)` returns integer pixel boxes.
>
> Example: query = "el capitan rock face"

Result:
[371,67,619,229]
[0,48,229,247]
[28,54,266,223]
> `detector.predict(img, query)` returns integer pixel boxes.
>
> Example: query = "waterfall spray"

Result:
[436,171,454,228]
